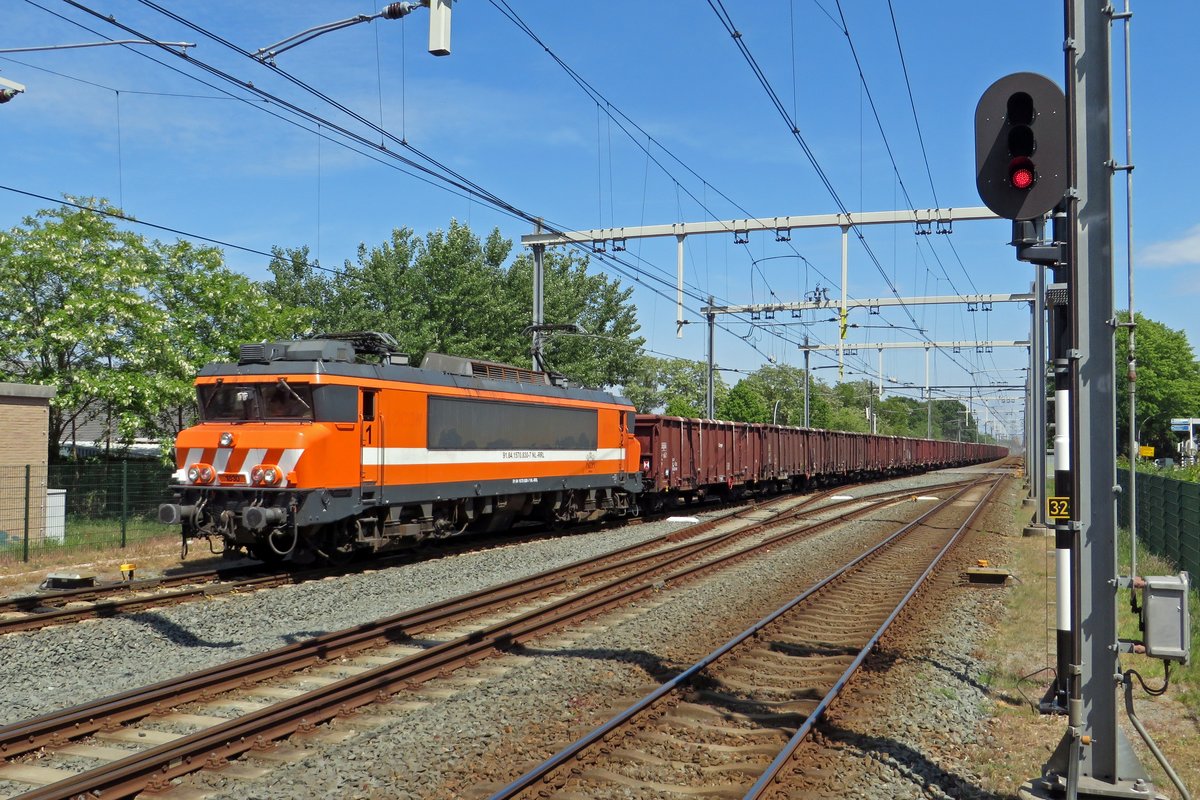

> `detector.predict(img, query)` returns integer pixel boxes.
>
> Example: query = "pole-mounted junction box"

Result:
[1142,573,1191,664]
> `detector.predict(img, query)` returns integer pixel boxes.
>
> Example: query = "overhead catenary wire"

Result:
[705,0,994,394]
[2,179,848,385]
[28,0,899,383]
[770,2,1001,389]
[483,0,945,365]
[34,1,987,403]
[16,1,491,208]
[485,0,812,308]
[111,0,838,361]
[115,0,892,373]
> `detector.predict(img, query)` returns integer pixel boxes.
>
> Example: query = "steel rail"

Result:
[743,476,1003,798]
[0,478,968,761]
[0,475,961,638]
[488,474,999,799]
[0,490,811,760]
[0,478,867,633]
[4,479,961,799]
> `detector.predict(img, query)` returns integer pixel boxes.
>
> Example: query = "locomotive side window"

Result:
[311,384,357,422]
[362,391,376,422]
[428,396,598,450]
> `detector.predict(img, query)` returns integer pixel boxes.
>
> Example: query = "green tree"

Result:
[623,356,728,416]
[0,200,287,457]
[150,239,295,438]
[262,245,340,336]
[819,380,874,433]
[739,363,832,427]
[620,355,670,412]
[719,379,770,422]
[504,247,644,389]
[270,225,644,391]
[1116,312,1200,454]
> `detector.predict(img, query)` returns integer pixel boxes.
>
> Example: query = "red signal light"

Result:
[1009,157,1036,190]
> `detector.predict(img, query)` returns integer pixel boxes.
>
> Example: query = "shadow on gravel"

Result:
[769,639,859,658]
[818,719,1012,800]
[125,612,238,648]
[860,647,1022,705]
[914,652,1024,706]
[511,644,681,681]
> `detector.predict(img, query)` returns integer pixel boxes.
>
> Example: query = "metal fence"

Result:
[0,461,176,564]
[1117,469,1200,578]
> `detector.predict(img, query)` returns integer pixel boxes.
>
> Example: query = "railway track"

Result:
[0,476,952,636]
[0,476,976,799]
[489,474,1002,799]
[0,519,678,635]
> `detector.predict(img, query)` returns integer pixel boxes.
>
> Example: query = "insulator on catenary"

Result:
[382,2,419,20]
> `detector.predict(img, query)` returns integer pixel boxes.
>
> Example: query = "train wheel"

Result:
[317,520,358,565]
[249,543,286,565]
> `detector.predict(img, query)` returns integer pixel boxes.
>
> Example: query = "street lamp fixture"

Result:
[0,76,25,104]
[255,0,453,62]
[0,41,195,104]
[1,36,202,102]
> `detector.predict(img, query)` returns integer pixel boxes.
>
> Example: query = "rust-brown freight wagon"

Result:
[635,415,747,506]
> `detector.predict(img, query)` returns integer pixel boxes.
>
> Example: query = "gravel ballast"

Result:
[0,520,678,726]
[0,467,999,800]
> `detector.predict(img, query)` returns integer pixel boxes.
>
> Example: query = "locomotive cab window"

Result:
[262,381,313,420]
[199,382,313,421]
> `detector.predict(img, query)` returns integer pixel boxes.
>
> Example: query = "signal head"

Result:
[974,73,1067,220]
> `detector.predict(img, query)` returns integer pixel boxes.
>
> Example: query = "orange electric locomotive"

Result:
[159,333,642,562]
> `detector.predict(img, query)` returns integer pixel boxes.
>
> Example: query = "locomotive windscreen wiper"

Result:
[201,377,224,415]
[277,377,311,411]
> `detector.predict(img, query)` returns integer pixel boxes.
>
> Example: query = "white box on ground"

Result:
[45,489,66,544]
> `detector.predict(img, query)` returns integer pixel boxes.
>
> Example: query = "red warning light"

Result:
[1009,157,1036,190]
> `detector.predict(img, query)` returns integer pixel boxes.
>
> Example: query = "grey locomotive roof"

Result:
[197,359,633,408]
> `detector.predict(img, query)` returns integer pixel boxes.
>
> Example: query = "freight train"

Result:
[158,334,1005,562]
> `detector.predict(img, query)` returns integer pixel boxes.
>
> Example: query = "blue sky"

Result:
[3,1,1197,438]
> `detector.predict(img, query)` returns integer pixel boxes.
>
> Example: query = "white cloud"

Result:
[1141,224,1200,267]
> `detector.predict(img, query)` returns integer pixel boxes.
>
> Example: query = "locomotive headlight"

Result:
[188,463,216,484]
[251,464,281,486]
[219,432,235,448]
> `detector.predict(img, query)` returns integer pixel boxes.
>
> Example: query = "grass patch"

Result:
[967,485,1200,797]
[0,514,176,570]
